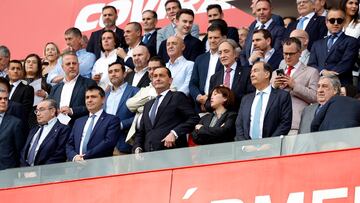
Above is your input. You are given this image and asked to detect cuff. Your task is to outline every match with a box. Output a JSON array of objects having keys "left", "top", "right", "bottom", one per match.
[{"left": 171, "top": 130, "right": 178, "bottom": 139}]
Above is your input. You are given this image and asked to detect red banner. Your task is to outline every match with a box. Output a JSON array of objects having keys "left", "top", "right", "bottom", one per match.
[{"left": 0, "top": 0, "right": 253, "bottom": 59}]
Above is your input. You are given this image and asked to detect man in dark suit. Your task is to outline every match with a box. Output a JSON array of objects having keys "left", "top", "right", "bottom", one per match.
[
  {"left": 209, "top": 39, "right": 254, "bottom": 110},
  {"left": 243, "top": 0, "right": 286, "bottom": 59},
  {"left": 0, "top": 88, "right": 24, "bottom": 170},
  {"left": 235, "top": 61, "right": 292, "bottom": 141},
  {"left": 286, "top": 0, "right": 327, "bottom": 50},
  {"left": 308, "top": 8, "right": 359, "bottom": 85},
  {"left": 141, "top": 10, "right": 158, "bottom": 58},
  {"left": 201, "top": 4, "right": 240, "bottom": 50},
  {"left": 20, "top": 99, "right": 70, "bottom": 166},
  {"left": 105, "top": 61, "right": 139, "bottom": 154},
  {"left": 67, "top": 86, "right": 120, "bottom": 161},
  {"left": 49, "top": 51, "right": 97, "bottom": 125},
  {"left": 250, "top": 0, "right": 284, "bottom": 27},
  {"left": 87, "top": 5, "right": 126, "bottom": 60},
  {"left": 158, "top": 9, "right": 205, "bottom": 62},
  {"left": 124, "top": 45, "right": 151, "bottom": 88},
  {"left": 0, "top": 45, "right": 10, "bottom": 78},
  {"left": 133, "top": 67, "right": 199, "bottom": 153},
  {"left": 189, "top": 23, "right": 225, "bottom": 112},
  {"left": 239, "top": 29, "right": 283, "bottom": 70}
]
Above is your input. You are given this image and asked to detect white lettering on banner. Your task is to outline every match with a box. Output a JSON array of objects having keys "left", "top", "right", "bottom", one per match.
[
  {"left": 287, "top": 192, "right": 304, "bottom": 203},
  {"left": 355, "top": 187, "right": 360, "bottom": 203},
  {"left": 75, "top": 0, "right": 234, "bottom": 32},
  {"left": 182, "top": 187, "right": 198, "bottom": 200},
  {"left": 211, "top": 200, "right": 244, "bottom": 203},
  {"left": 255, "top": 195, "right": 272, "bottom": 202},
  {"left": 312, "top": 188, "right": 348, "bottom": 202}
]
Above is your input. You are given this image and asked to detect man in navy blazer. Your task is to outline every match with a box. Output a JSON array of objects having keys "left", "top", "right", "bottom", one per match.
[
  {"left": 104, "top": 61, "right": 139, "bottom": 154},
  {"left": 308, "top": 9, "right": 359, "bottom": 85},
  {"left": 49, "top": 52, "right": 97, "bottom": 125},
  {"left": 286, "top": 0, "right": 327, "bottom": 50},
  {"left": 235, "top": 61, "right": 292, "bottom": 141},
  {"left": 141, "top": 10, "right": 158, "bottom": 58},
  {"left": 189, "top": 23, "right": 225, "bottom": 112},
  {"left": 67, "top": 86, "right": 120, "bottom": 161},
  {"left": 20, "top": 99, "right": 70, "bottom": 166},
  {"left": 0, "top": 88, "right": 24, "bottom": 170},
  {"left": 87, "top": 5, "right": 126, "bottom": 60}
]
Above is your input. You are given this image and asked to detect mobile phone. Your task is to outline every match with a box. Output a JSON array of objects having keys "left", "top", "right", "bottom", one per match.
[{"left": 276, "top": 69, "right": 284, "bottom": 76}]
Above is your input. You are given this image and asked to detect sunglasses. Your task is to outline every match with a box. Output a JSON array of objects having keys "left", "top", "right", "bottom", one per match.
[{"left": 327, "top": 18, "right": 344, "bottom": 25}]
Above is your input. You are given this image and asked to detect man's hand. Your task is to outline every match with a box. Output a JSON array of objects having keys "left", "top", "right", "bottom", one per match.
[
  {"left": 116, "top": 47, "right": 127, "bottom": 59},
  {"left": 322, "top": 69, "right": 339, "bottom": 77},
  {"left": 196, "top": 94, "right": 208, "bottom": 105},
  {"left": 73, "top": 154, "right": 85, "bottom": 162},
  {"left": 273, "top": 75, "right": 285, "bottom": 89},
  {"left": 59, "top": 106, "right": 73, "bottom": 116},
  {"left": 92, "top": 73, "right": 102, "bottom": 83},
  {"left": 51, "top": 76, "right": 64, "bottom": 84},
  {"left": 281, "top": 75, "right": 295, "bottom": 89},
  {"left": 249, "top": 50, "right": 264, "bottom": 63},
  {"left": 162, "top": 132, "right": 176, "bottom": 148},
  {"left": 195, "top": 124, "right": 203, "bottom": 131}
]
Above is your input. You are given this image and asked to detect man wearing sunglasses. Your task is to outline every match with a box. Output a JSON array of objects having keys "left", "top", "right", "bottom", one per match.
[{"left": 308, "top": 8, "right": 359, "bottom": 85}]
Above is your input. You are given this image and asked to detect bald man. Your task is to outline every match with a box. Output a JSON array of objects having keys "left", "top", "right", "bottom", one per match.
[{"left": 125, "top": 45, "right": 151, "bottom": 88}]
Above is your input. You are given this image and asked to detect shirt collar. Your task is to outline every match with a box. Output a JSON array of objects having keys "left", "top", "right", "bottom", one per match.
[
  {"left": 158, "top": 89, "right": 170, "bottom": 97},
  {"left": 255, "top": 18, "right": 273, "bottom": 29},
  {"left": 256, "top": 84, "right": 272, "bottom": 95},
  {"left": 327, "top": 31, "right": 343, "bottom": 37},
  {"left": 111, "top": 82, "right": 128, "bottom": 92},
  {"left": 144, "top": 30, "right": 156, "bottom": 35},
  {"left": 224, "top": 62, "right": 237, "bottom": 71},
  {"left": 45, "top": 117, "right": 58, "bottom": 126},
  {"left": 10, "top": 80, "right": 22, "bottom": 87},
  {"left": 89, "top": 109, "right": 103, "bottom": 117},
  {"left": 63, "top": 74, "right": 79, "bottom": 83},
  {"left": 169, "top": 55, "right": 186, "bottom": 65},
  {"left": 302, "top": 12, "right": 315, "bottom": 19}
]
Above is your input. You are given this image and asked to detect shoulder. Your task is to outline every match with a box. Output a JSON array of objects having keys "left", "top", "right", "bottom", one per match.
[{"left": 194, "top": 52, "right": 209, "bottom": 63}]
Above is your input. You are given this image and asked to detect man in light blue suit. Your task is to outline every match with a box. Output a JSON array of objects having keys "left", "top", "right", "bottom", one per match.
[
  {"left": 104, "top": 61, "right": 139, "bottom": 154},
  {"left": 156, "top": 0, "right": 199, "bottom": 52}
]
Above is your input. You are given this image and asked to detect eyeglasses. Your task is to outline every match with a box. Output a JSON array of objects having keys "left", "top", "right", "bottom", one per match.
[
  {"left": 327, "top": 18, "right": 344, "bottom": 25},
  {"left": 34, "top": 107, "right": 54, "bottom": 114},
  {"left": 283, "top": 52, "right": 299, "bottom": 57}
]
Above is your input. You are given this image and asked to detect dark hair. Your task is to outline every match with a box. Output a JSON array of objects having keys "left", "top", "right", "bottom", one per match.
[
  {"left": 253, "top": 29, "right": 273, "bottom": 43},
  {"left": 176, "top": 9, "right": 195, "bottom": 20},
  {"left": 206, "top": 4, "right": 223, "bottom": 14},
  {"left": 342, "top": 84, "right": 357, "bottom": 98},
  {"left": 43, "top": 98, "right": 58, "bottom": 109},
  {"left": 24, "top": 53, "right": 42, "bottom": 79},
  {"left": 143, "top": 10, "right": 158, "bottom": 20},
  {"left": 283, "top": 16, "right": 297, "bottom": 23},
  {"left": 254, "top": 61, "right": 273, "bottom": 79},
  {"left": 155, "top": 67, "right": 172, "bottom": 78},
  {"left": 211, "top": 85, "right": 236, "bottom": 110},
  {"left": 149, "top": 56, "right": 166, "bottom": 67},
  {"left": 108, "top": 60, "right": 125, "bottom": 73},
  {"left": 0, "top": 77, "right": 11, "bottom": 93},
  {"left": 208, "top": 19, "right": 228, "bottom": 36},
  {"left": 339, "top": 0, "right": 359, "bottom": 23},
  {"left": 64, "top": 27, "right": 82, "bottom": 37},
  {"left": 86, "top": 85, "right": 105, "bottom": 98},
  {"left": 127, "top": 22, "right": 142, "bottom": 34},
  {"left": 165, "top": 0, "right": 181, "bottom": 9},
  {"left": 282, "top": 37, "right": 302, "bottom": 51},
  {"left": 256, "top": 0, "right": 272, "bottom": 7},
  {"left": 100, "top": 30, "right": 119, "bottom": 52},
  {"left": 102, "top": 5, "right": 117, "bottom": 14}
]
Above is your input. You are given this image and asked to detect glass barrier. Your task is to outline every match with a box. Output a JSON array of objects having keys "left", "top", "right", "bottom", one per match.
[{"left": 0, "top": 127, "right": 359, "bottom": 189}]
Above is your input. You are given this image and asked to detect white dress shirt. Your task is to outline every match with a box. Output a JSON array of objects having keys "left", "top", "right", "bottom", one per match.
[
  {"left": 9, "top": 80, "right": 22, "bottom": 99},
  {"left": 92, "top": 49, "right": 117, "bottom": 90},
  {"left": 222, "top": 62, "right": 237, "bottom": 89},
  {"left": 166, "top": 56, "right": 194, "bottom": 95},
  {"left": 250, "top": 85, "right": 272, "bottom": 139},
  {"left": 132, "top": 67, "right": 148, "bottom": 87},
  {"left": 60, "top": 75, "right": 79, "bottom": 108},
  {"left": 204, "top": 52, "right": 219, "bottom": 94},
  {"left": 79, "top": 109, "right": 103, "bottom": 155}
]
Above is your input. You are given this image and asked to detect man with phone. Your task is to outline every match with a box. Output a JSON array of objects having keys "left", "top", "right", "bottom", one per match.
[{"left": 272, "top": 37, "right": 319, "bottom": 135}]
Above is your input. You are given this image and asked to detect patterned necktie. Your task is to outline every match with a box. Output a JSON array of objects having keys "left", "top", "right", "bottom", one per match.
[
  {"left": 224, "top": 67, "right": 232, "bottom": 88},
  {"left": 327, "top": 34, "right": 337, "bottom": 51},
  {"left": 286, "top": 66, "right": 294, "bottom": 76},
  {"left": 149, "top": 95, "right": 162, "bottom": 125},
  {"left": 81, "top": 114, "right": 96, "bottom": 154},
  {"left": 27, "top": 126, "right": 44, "bottom": 165},
  {"left": 251, "top": 92, "right": 264, "bottom": 139},
  {"left": 296, "top": 17, "right": 308, "bottom": 30}
]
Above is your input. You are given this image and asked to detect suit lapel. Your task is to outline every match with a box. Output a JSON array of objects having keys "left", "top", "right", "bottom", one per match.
[
  {"left": 245, "top": 93, "right": 256, "bottom": 137},
  {"left": 89, "top": 112, "right": 106, "bottom": 142},
  {"left": 291, "top": 63, "right": 306, "bottom": 79},
  {"left": 11, "top": 82, "right": 24, "bottom": 101},
  {"left": 116, "top": 85, "right": 131, "bottom": 115},
  {"left": 70, "top": 77, "right": 82, "bottom": 106},
  {"left": 264, "top": 88, "right": 277, "bottom": 117},
  {"left": 38, "top": 121, "right": 60, "bottom": 153},
  {"left": 326, "top": 34, "right": 345, "bottom": 61},
  {"left": 137, "top": 72, "right": 149, "bottom": 87},
  {"left": 231, "top": 65, "right": 242, "bottom": 90},
  {"left": 153, "top": 91, "right": 172, "bottom": 126}
]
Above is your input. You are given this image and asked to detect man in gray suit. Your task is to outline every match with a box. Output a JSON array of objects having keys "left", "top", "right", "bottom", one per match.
[
  {"left": 156, "top": 0, "right": 199, "bottom": 52},
  {"left": 272, "top": 37, "right": 319, "bottom": 134},
  {"left": 298, "top": 75, "right": 340, "bottom": 134}
]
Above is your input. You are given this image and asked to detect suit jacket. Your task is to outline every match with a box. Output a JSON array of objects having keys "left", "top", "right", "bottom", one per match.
[
  {"left": 271, "top": 62, "right": 319, "bottom": 131},
  {"left": 311, "top": 96, "right": 360, "bottom": 132},
  {"left": 308, "top": 33, "right": 359, "bottom": 85},
  {"left": 239, "top": 48, "right": 283, "bottom": 70},
  {"left": 133, "top": 91, "right": 200, "bottom": 152},
  {"left": 20, "top": 121, "right": 70, "bottom": 166},
  {"left": 10, "top": 82, "right": 34, "bottom": 118},
  {"left": 49, "top": 76, "right": 97, "bottom": 124},
  {"left": 298, "top": 103, "right": 318, "bottom": 134},
  {"left": 66, "top": 111, "right": 120, "bottom": 160},
  {"left": 191, "top": 111, "right": 237, "bottom": 145},
  {"left": 201, "top": 26, "right": 240, "bottom": 48},
  {"left": 124, "top": 71, "right": 151, "bottom": 88},
  {"left": 156, "top": 23, "right": 200, "bottom": 52},
  {"left": 209, "top": 63, "right": 254, "bottom": 110},
  {"left": 286, "top": 14, "right": 327, "bottom": 50},
  {"left": 143, "top": 30, "right": 157, "bottom": 57},
  {"left": 189, "top": 52, "right": 223, "bottom": 102},
  {"left": 0, "top": 114, "right": 24, "bottom": 170},
  {"left": 87, "top": 27, "right": 126, "bottom": 59},
  {"left": 235, "top": 88, "right": 292, "bottom": 141},
  {"left": 158, "top": 34, "right": 205, "bottom": 62},
  {"left": 243, "top": 21, "right": 286, "bottom": 59},
  {"left": 104, "top": 84, "right": 139, "bottom": 153}
]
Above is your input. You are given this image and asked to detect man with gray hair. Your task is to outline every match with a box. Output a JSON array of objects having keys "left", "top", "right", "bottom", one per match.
[
  {"left": 0, "top": 45, "right": 10, "bottom": 78},
  {"left": 20, "top": 99, "right": 71, "bottom": 166}
]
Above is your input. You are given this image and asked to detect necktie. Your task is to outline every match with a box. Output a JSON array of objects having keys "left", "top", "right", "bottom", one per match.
[
  {"left": 296, "top": 17, "right": 308, "bottom": 30},
  {"left": 81, "top": 114, "right": 96, "bottom": 154},
  {"left": 286, "top": 66, "right": 294, "bottom": 76},
  {"left": 224, "top": 67, "right": 232, "bottom": 88},
  {"left": 149, "top": 95, "right": 162, "bottom": 125},
  {"left": 0, "top": 114, "right": 3, "bottom": 126},
  {"left": 327, "top": 35, "right": 337, "bottom": 51},
  {"left": 27, "top": 126, "right": 44, "bottom": 165},
  {"left": 260, "top": 24, "right": 265, "bottom": 29},
  {"left": 315, "top": 105, "right": 322, "bottom": 115},
  {"left": 251, "top": 92, "right": 264, "bottom": 139},
  {"left": 142, "top": 33, "right": 151, "bottom": 44}
]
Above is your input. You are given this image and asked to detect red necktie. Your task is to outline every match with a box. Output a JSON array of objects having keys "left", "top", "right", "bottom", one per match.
[
  {"left": 224, "top": 67, "right": 232, "bottom": 88},
  {"left": 286, "top": 66, "right": 294, "bottom": 76}
]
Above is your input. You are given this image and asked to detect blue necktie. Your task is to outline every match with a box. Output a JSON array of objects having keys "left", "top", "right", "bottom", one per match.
[
  {"left": 251, "top": 92, "right": 264, "bottom": 139},
  {"left": 260, "top": 24, "right": 265, "bottom": 29},
  {"left": 327, "top": 35, "right": 337, "bottom": 51},
  {"left": 82, "top": 115, "right": 96, "bottom": 154},
  {"left": 142, "top": 33, "right": 151, "bottom": 44},
  {"left": 149, "top": 95, "right": 162, "bottom": 125},
  {"left": 27, "top": 126, "right": 44, "bottom": 165},
  {"left": 296, "top": 17, "right": 308, "bottom": 30}
]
